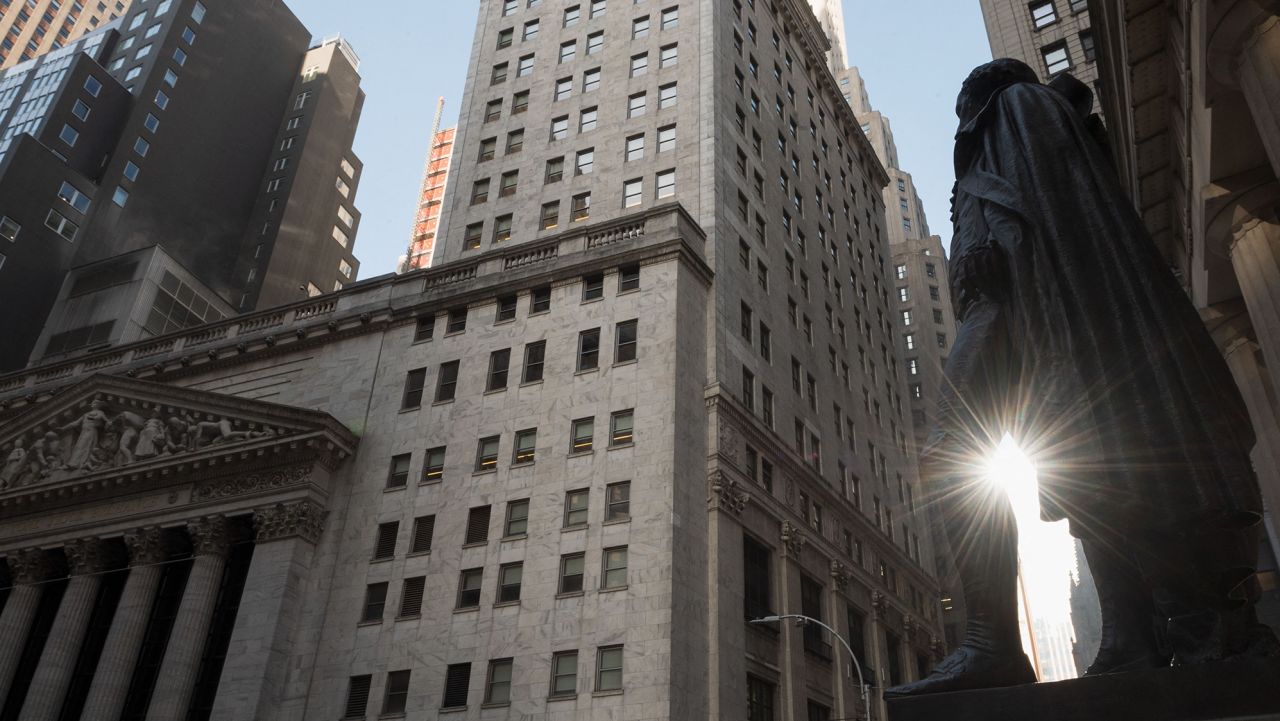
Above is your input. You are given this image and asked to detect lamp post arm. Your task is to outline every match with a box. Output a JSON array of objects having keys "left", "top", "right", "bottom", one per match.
[{"left": 765, "top": 614, "right": 870, "bottom": 717}]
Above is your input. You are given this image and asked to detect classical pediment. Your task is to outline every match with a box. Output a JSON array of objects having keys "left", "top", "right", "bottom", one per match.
[{"left": 0, "top": 374, "right": 356, "bottom": 494}]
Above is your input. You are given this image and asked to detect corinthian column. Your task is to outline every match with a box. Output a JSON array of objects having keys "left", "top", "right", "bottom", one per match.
[
  {"left": 18, "top": 539, "right": 114, "bottom": 721},
  {"left": 0, "top": 549, "right": 55, "bottom": 702},
  {"left": 80, "top": 527, "right": 168, "bottom": 721},
  {"left": 210, "top": 500, "right": 327, "bottom": 721},
  {"left": 144, "top": 515, "right": 230, "bottom": 721}
]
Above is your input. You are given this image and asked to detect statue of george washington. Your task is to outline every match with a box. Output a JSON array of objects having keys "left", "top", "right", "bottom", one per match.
[{"left": 886, "top": 59, "right": 1278, "bottom": 698}]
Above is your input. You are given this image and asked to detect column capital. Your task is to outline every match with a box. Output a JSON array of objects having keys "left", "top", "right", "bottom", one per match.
[
  {"left": 63, "top": 538, "right": 115, "bottom": 576},
  {"left": 123, "top": 527, "right": 168, "bottom": 567},
  {"left": 253, "top": 499, "right": 327, "bottom": 545},
  {"left": 780, "top": 520, "right": 809, "bottom": 559},
  {"left": 188, "top": 515, "right": 231, "bottom": 557},
  {"left": 5, "top": 548, "right": 56, "bottom": 586}
]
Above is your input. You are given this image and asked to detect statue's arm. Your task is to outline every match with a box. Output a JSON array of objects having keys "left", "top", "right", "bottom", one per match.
[{"left": 949, "top": 193, "right": 1006, "bottom": 320}]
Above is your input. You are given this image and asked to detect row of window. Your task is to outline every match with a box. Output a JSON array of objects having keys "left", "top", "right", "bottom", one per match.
[
  {"left": 383, "top": 411, "right": 635, "bottom": 489},
  {"left": 342, "top": 645, "right": 626, "bottom": 718}
]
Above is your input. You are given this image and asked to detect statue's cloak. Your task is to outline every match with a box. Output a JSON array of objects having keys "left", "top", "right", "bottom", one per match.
[{"left": 951, "top": 80, "right": 1260, "bottom": 533}]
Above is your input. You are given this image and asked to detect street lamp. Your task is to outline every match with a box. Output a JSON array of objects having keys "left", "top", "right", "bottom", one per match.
[{"left": 750, "top": 614, "right": 871, "bottom": 719}]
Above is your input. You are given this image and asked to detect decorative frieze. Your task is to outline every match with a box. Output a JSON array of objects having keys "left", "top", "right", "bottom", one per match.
[
  {"left": 708, "top": 471, "right": 751, "bottom": 515},
  {"left": 254, "top": 500, "right": 327, "bottom": 545},
  {"left": 192, "top": 464, "right": 312, "bottom": 502}
]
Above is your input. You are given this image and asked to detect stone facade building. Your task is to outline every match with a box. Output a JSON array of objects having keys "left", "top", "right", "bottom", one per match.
[
  {"left": 979, "top": 0, "right": 1097, "bottom": 94},
  {"left": 1090, "top": 0, "right": 1280, "bottom": 625},
  {"left": 0, "top": 0, "right": 126, "bottom": 69},
  {"left": 0, "top": 0, "right": 945, "bottom": 719}
]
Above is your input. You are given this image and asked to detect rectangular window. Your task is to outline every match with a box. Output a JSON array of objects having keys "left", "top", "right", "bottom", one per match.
[
  {"left": 422, "top": 447, "right": 445, "bottom": 482},
  {"left": 551, "top": 651, "right": 578, "bottom": 697},
  {"left": 485, "top": 659, "right": 514, "bottom": 704},
  {"left": 658, "top": 82, "right": 677, "bottom": 108},
  {"left": 411, "top": 514, "right": 435, "bottom": 553},
  {"left": 531, "top": 286, "right": 552, "bottom": 313},
  {"left": 58, "top": 124, "right": 79, "bottom": 146},
  {"left": 491, "top": 62, "right": 509, "bottom": 85},
  {"left": 660, "top": 43, "right": 678, "bottom": 67},
  {"left": 475, "top": 437, "right": 499, "bottom": 471},
  {"left": 627, "top": 92, "right": 646, "bottom": 117},
  {"left": 550, "top": 115, "right": 569, "bottom": 140},
  {"left": 606, "top": 481, "right": 631, "bottom": 521},
  {"left": 523, "top": 341, "right": 546, "bottom": 382},
  {"left": 436, "top": 360, "right": 459, "bottom": 402},
  {"left": 560, "top": 40, "right": 577, "bottom": 63},
  {"left": 584, "top": 274, "right": 605, "bottom": 299},
  {"left": 623, "top": 178, "right": 642, "bottom": 207},
  {"left": 560, "top": 552, "right": 585, "bottom": 593},
  {"left": 615, "top": 319, "right": 638, "bottom": 362},
  {"left": 595, "top": 646, "right": 623, "bottom": 691},
  {"left": 505, "top": 499, "right": 530, "bottom": 537},
  {"left": 398, "top": 577, "right": 425, "bottom": 618},
  {"left": 373, "top": 521, "right": 398, "bottom": 560},
  {"left": 497, "top": 563, "right": 523, "bottom": 603},
  {"left": 541, "top": 201, "right": 560, "bottom": 230},
  {"left": 1042, "top": 41, "right": 1070, "bottom": 75},
  {"left": 747, "top": 675, "right": 776, "bottom": 721},
  {"left": 610, "top": 409, "right": 634, "bottom": 446},
  {"left": 576, "top": 148, "right": 595, "bottom": 175},
  {"left": 487, "top": 349, "right": 511, "bottom": 391},
  {"left": 554, "top": 76, "right": 573, "bottom": 101},
  {"left": 361, "top": 582, "right": 387, "bottom": 623},
  {"left": 0, "top": 217, "right": 19, "bottom": 243},
  {"left": 572, "top": 192, "right": 591, "bottom": 221},
  {"left": 571, "top": 417, "right": 594, "bottom": 453},
  {"left": 619, "top": 264, "right": 640, "bottom": 291},
  {"left": 630, "top": 52, "right": 648, "bottom": 77},
  {"left": 402, "top": 368, "right": 426, "bottom": 409},
  {"left": 442, "top": 663, "right": 471, "bottom": 708},
  {"left": 497, "top": 295, "right": 517, "bottom": 322},
  {"left": 657, "top": 125, "right": 676, "bottom": 153},
  {"left": 485, "top": 99, "right": 503, "bottom": 122},
  {"left": 562, "top": 489, "right": 590, "bottom": 530},
  {"left": 386, "top": 454, "right": 410, "bottom": 488},
  {"left": 626, "top": 134, "right": 645, "bottom": 161},
  {"left": 517, "top": 53, "right": 534, "bottom": 77},
  {"left": 578, "top": 328, "right": 601, "bottom": 370},
  {"left": 1030, "top": 0, "right": 1057, "bottom": 28},
  {"left": 743, "top": 534, "right": 772, "bottom": 619},
  {"left": 656, "top": 169, "right": 675, "bottom": 198},
  {"left": 563, "top": 4, "right": 581, "bottom": 26},
  {"left": 456, "top": 568, "right": 483, "bottom": 609},
  {"left": 601, "top": 546, "right": 628, "bottom": 588},
  {"left": 512, "top": 90, "right": 529, "bottom": 114},
  {"left": 513, "top": 428, "right": 537, "bottom": 464},
  {"left": 632, "top": 15, "right": 650, "bottom": 38},
  {"left": 587, "top": 30, "right": 604, "bottom": 54},
  {"left": 545, "top": 156, "right": 565, "bottom": 183},
  {"left": 382, "top": 670, "right": 411, "bottom": 715},
  {"left": 343, "top": 675, "right": 371, "bottom": 719}
]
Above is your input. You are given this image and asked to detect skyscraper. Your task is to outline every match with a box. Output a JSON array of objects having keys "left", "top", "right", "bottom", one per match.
[
  {"left": 0, "top": 0, "right": 943, "bottom": 718},
  {"left": 0, "top": 0, "right": 127, "bottom": 69},
  {"left": 979, "top": 0, "right": 1097, "bottom": 94},
  {"left": 0, "top": 2, "right": 364, "bottom": 371}
]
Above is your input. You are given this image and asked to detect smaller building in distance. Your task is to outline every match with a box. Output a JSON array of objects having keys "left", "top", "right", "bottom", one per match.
[{"left": 0, "top": 0, "right": 127, "bottom": 69}]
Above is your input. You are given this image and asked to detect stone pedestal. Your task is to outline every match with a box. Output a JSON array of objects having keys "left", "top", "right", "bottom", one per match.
[{"left": 885, "top": 660, "right": 1280, "bottom": 721}]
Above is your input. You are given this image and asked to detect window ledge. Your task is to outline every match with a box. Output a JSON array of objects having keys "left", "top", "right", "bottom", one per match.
[
  {"left": 356, "top": 619, "right": 382, "bottom": 628},
  {"left": 472, "top": 469, "right": 497, "bottom": 477},
  {"left": 529, "top": 309, "right": 550, "bottom": 317},
  {"left": 547, "top": 693, "right": 579, "bottom": 702},
  {"left": 383, "top": 486, "right": 407, "bottom": 494},
  {"left": 511, "top": 460, "right": 535, "bottom": 469},
  {"left": 607, "top": 443, "right": 635, "bottom": 451},
  {"left": 501, "top": 534, "right": 528, "bottom": 543},
  {"left": 562, "top": 525, "right": 587, "bottom": 534},
  {"left": 493, "top": 600, "right": 521, "bottom": 609},
  {"left": 438, "top": 706, "right": 466, "bottom": 714},
  {"left": 411, "top": 337, "right": 433, "bottom": 346},
  {"left": 406, "top": 550, "right": 431, "bottom": 558},
  {"left": 380, "top": 714, "right": 407, "bottom": 719},
  {"left": 568, "top": 450, "right": 595, "bottom": 458},
  {"left": 495, "top": 318, "right": 516, "bottom": 326},
  {"left": 395, "top": 614, "right": 422, "bottom": 622},
  {"left": 616, "top": 287, "right": 640, "bottom": 296},
  {"left": 453, "top": 607, "right": 479, "bottom": 615},
  {"left": 419, "top": 478, "right": 442, "bottom": 486},
  {"left": 592, "top": 690, "right": 624, "bottom": 698},
  {"left": 599, "top": 584, "right": 628, "bottom": 594},
  {"left": 480, "top": 702, "right": 512, "bottom": 709},
  {"left": 602, "top": 517, "right": 631, "bottom": 526},
  {"left": 519, "top": 379, "right": 544, "bottom": 388},
  {"left": 462, "top": 541, "right": 488, "bottom": 549},
  {"left": 556, "top": 590, "right": 585, "bottom": 600},
  {"left": 612, "top": 359, "right": 638, "bottom": 368},
  {"left": 369, "top": 556, "right": 392, "bottom": 564},
  {"left": 397, "top": 406, "right": 421, "bottom": 414},
  {"left": 581, "top": 296, "right": 604, "bottom": 304},
  {"left": 483, "top": 387, "right": 508, "bottom": 396},
  {"left": 574, "top": 367, "right": 600, "bottom": 376},
  {"left": 444, "top": 330, "right": 466, "bottom": 338},
  {"left": 431, "top": 399, "right": 455, "bottom": 407}
]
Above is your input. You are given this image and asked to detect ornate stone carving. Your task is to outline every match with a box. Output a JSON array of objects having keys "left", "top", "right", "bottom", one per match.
[
  {"left": 781, "top": 520, "right": 808, "bottom": 558},
  {"left": 193, "top": 464, "right": 312, "bottom": 501},
  {"left": 930, "top": 635, "right": 945, "bottom": 660},
  {"left": 708, "top": 471, "right": 751, "bottom": 515},
  {"left": 903, "top": 614, "right": 917, "bottom": 635},
  {"left": 188, "top": 515, "right": 231, "bottom": 557},
  {"left": 0, "top": 393, "right": 286, "bottom": 490},
  {"left": 871, "top": 590, "right": 888, "bottom": 620},
  {"left": 254, "top": 500, "right": 328, "bottom": 544},
  {"left": 717, "top": 422, "right": 739, "bottom": 466},
  {"left": 124, "top": 526, "right": 168, "bottom": 566},
  {"left": 6, "top": 547, "right": 55, "bottom": 585},
  {"left": 64, "top": 538, "right": 113, "bottom": 576},
  {"left": 830, "top": 559, "right": 851, "bottom": 589}
]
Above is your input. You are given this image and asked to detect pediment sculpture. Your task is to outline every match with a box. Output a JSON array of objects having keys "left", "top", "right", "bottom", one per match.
[{"left": 0, "top": 375, "right": 333, "bottom": 491}]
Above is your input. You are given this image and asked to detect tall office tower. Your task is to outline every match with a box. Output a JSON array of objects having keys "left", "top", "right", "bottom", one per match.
[
  {"left": 979, "top": 0, "right": 1098, "bottom": 95},
  {"left": 0, "top": 0, "right": 943, "bottom": 719},
  {"left": 0, "top": 0, "right": 127, "bottom": 69},
  {"left": 404, "top": 123, "right": 455, "bottom": 271},
  {"left": 0, "top": 2, "right": 364, "bottom": 372},
  {"left": 835, "top": 64, "right": 965, "bottom": 649},
  {"left": 806, "top": 0, "right": 848, "bottom": 72}
]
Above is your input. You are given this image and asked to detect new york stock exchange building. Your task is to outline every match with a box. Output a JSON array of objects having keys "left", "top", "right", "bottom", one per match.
[{"left": 0, "top": 208, "right": 943, "bottom": 720}]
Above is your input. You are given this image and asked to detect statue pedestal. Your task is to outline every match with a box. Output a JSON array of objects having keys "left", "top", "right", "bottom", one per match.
[{"left": 885, "top": 659, "right": 1280, "bottom": 721}]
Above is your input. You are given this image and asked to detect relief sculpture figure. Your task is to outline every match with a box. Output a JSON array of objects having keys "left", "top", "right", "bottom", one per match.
[
  {"left": 888, "top": 59, "right": 1278, "bottom": 697},
  {"left": 60, "top": 399, "right": 110, "bottom": 471}
]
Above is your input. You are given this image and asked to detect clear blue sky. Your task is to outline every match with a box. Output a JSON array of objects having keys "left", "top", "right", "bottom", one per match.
[{"left": 285, "top": 1, "right": 992, "bottom": 276}]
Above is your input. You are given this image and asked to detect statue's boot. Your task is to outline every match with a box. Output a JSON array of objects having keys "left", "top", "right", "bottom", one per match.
[
  {"left": 1081, "top": 539, "right": 1165, "bottom": 675},
  {"left": 884, "top": 474, "right": 1036, "bottom": 698},
  {"left": 1152, "top": 522, "right": 1280, "bottom": 665}
]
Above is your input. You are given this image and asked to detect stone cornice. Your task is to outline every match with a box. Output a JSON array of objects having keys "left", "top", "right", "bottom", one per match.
[{"left": 0, "top": 204, "right": 710, "bottom": 412}]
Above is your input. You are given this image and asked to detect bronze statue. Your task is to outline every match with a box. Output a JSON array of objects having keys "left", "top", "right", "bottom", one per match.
[{"left": 887, "top": 59, "right": 1277, "bottom": 697}]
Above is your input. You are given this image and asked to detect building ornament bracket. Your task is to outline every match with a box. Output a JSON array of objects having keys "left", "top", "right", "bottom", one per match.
[
  {"left": 871, "top": 590, "right": 888, "bottom": 620},
  {"left": 830, "top": 559, "right": 851, "bottom": 589},
  {"left": 708, "top": 471, "right": 751, "bottom": 515},
  {"left": 254, "top": 499, "right": 328, "bottom": 545},
  {"left": 781, "top": 520, "right": 809, "bottom": 558}
]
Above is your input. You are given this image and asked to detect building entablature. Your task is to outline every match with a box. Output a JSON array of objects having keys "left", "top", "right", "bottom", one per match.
[
  {"left": 0, "top": 203, "right": 710, "bottom": 413},
  {"left": 0, "top": 373, "right": 357, "bottom": 553}
]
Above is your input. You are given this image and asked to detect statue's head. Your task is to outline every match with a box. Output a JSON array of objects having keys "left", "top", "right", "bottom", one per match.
[
  {"left": 89, "top": 400, "right": 104, "bottom": 410},
  {"left": 956, "top": 58, "right": 1039, "bottom": 128}
]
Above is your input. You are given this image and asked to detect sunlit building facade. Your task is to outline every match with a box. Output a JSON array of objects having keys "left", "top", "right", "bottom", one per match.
[
  {"left": 0, "top": 0, "right": 126, "bottom": 69},
  {"left": 979, "top": 0, "right": 1097, "bottom": 102}
]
